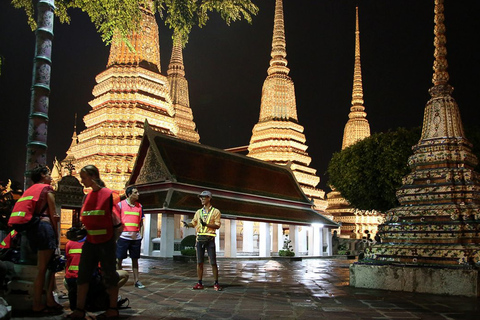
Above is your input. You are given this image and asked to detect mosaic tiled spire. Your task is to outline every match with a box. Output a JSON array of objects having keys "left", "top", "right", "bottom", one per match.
[
  {"left": 368, "top": 0, "right": 480, "bottom": 266},
  {"left": 248, "top": 0, "right": 325, "bottom": 208},
  {"left": 68, "top": 6, "right": 177, "bottom": 191},
  {"left": 167, "top": 34, "right": 200, "bottom": 143},
  {"left": 327, "top": 6, "right": 375, "bottom": 237}
]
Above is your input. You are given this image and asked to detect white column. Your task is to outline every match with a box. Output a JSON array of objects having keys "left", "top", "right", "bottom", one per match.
[
  {"left": 319, "top": 226, "right": 325, "bottom": 256},
  {"left": 298, "top": 226, "right": 307, "bottom": 255},
  {"left": 224, "top": 220, "right": 237, "bottom": 258},
  {"left": 289, "top": 225, "right": 299, "bottom": 256},
  {"left": 242, "top": 221, "right": 254, "bottom": 253},
  {"left": 258, "top": 222, "right": 272, "bottom": 257},
  {"left": 142, "top": 213, "right": 158, "bottom": 256},
  {"left": 259, "top": 222, "right": 271, "bottom": 257},
  {"left": 272, "top": 223, "right": 279, "bottom": 253},
  {"left": 159, "top": 213, "right": 175, "bottom": 257},
  {"left": 325, "top": 228, "right": 332, "bottom": 256},
  {"left": 312, "top": 225, "right": 321, "bottom": 256},
  {"left": 277, "top": 224, "right": 284, "bottom": 251},
  {"left": 308, "top": 226, "right": 314, "bottom": 256}
]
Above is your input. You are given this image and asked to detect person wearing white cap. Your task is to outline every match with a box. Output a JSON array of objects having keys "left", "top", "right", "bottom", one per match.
[{"left": 182, "top": 191, "right": 222, "bottom": 291}]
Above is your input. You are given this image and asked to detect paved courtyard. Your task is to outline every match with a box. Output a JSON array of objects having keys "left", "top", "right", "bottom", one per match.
[{"left": 11, "top": 257, "right": 480, "bottom": 319}]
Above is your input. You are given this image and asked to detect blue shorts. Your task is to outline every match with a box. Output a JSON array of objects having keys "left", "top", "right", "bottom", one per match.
[
  {"left": 25, "top": 221, "right": 56, "bottom": 252},
  {"left": 116, "top": 238, "right": 142, "bottom": 260}
]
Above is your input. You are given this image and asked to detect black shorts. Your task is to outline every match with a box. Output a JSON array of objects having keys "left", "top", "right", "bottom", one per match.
[{"left": 196, "top": 240, "right": 217, "bottom": 265}]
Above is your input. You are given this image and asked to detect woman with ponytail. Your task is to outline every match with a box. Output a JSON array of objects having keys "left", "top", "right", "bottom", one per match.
[{"left": 67, "top": 165, "right": 122, "bottom": 320}]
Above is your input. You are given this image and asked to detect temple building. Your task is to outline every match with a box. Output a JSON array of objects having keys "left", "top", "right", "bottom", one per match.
[
  {"left": 247, "top": 0, "right": 326, "bottom": 211},
  {"left": 351, "top": 0, "right": 480, "bottom": 296},
  {"left": 326, "top": 7, "right": 379, "bottom": 238},
  {"left": 59, "top": 6, "right": 200, "bottom": 191}
]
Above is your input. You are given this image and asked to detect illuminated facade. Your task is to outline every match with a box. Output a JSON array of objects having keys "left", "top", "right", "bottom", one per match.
[
  {"left": 167, "top": 34, "right": 200, "bottom": 143},
  {"left": 63, "top": 7, "right": 181, "bottom": 191},
  {"left": 326, "top": 7, "right": 379, "bottom": 238},
  {"left": 247, "top": 0, "right": 325, "bottom": 210}
]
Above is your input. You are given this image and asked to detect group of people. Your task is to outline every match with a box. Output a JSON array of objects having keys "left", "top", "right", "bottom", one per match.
[{"left": 4, "top": 163, "right": 223, "bottom": 318}]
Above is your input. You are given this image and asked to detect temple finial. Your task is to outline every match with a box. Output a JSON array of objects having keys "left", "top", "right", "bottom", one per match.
[
  {"left": 267, "top": 0, "right": 289, "bottom": 76},
  {"left": 431, "top": 0, "right": 449, "bottom": 89},
  {"left": 167, "top": 32, "right": 185, "bottom": 77},
  {"left": 342, "top": 6, "right": 370, "bottom": 150}
]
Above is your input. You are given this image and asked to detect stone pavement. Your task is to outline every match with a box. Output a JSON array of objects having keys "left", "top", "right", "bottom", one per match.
[{"left": 11, "top": 257, "right": 480, "bottom": 319}]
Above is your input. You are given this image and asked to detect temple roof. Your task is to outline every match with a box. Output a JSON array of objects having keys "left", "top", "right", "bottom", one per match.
[{"left": 127, "top": 122, "right": 338, "bottom": 227}]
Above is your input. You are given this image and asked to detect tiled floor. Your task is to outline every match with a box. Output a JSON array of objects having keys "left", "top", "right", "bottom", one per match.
[{"left": 10, "top": 257, "right": 480, "bottom": 319}]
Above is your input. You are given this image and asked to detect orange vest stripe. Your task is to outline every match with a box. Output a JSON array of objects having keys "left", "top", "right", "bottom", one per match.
[{"left": 81, "top": 188, "right": 114, "bottom": 243}]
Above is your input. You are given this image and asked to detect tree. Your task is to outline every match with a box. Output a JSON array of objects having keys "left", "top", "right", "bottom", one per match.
[
  {"left": 327, "top": 126, "right": 480, "bottom": 212},
  {"left": 327, "top": 127, "right": 422, "bottom": 212},
  {"left": 11, "top": 0, "right": 259, "bottom": 45}
]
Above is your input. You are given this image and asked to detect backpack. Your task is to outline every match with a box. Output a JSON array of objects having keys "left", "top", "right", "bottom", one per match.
[{"left": 8, "top": 184, "right": 49, "bottom": 232}]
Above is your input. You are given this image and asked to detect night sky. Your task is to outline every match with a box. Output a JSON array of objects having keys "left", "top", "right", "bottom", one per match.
[{"left": 1, "top": 0, "right": 479, "bottom": 192}]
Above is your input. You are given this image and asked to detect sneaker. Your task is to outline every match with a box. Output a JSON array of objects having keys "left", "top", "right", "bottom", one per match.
[
  {"left": 135, "top": 281, "right": 146, "bottom": 289},
  {"left": 193, "top": 282, "right": 204, "bottom": 290},
  {"left": 213, "top": 283, "right": 222, "bottom": 291}
]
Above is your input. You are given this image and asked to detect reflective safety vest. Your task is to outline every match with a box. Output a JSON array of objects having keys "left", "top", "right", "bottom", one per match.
[
  {"left": 0, "top": 230, "right": 18, "bottom": 249},
  {"left": 65, "top": 240, "right": 84, "bottom": 279},
  {"left": 8, "top": 184, "right": 50, "bottom": 227},
  {"left": 81, "top": 188, "right": 114, "bottom": 244},
  {"left": 197, "top": 207, "right": 217, "bottom": 237},
  {"left": 119, "top": 200, "right": 142, "bottom": 232}
]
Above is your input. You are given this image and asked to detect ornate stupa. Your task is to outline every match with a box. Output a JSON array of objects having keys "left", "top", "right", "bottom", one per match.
[
  {"left": 326, "top": 7, "right": 377, "bottom": 238},
  {"left": 167, "top": 34, "right": 200, "bottom": 143},
  {"left": 247, "top": 0, "right": 325, "bottom": 210},
  {"left": 353, "top": 0, "right": 480, "bottom": 296},
  {"left": 66, "top": 6, "right": 178, "bottom": 191}
]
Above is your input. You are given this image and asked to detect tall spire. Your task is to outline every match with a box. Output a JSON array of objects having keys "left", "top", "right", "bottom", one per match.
[
  {"left": 327, "top": 6, "right": 375, "bottom": 238},
  {"left": 248, "top": 0, "right": 325, "bottom": 210},
  {"left": 342, "top": 6, "right": 370, "bottom": 150},
  {"left": 366, "top": 0, "right": 480, "bottom": 269},
  {"left": 167, "top": 34, "right": 200, "bottom": 143}
]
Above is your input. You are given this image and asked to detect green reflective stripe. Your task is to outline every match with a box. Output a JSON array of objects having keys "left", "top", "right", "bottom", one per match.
[
  {"left": 125, "top": 223, "right": 139, "bottom": 227},
  {"left": 81, "top": 210, "right": 105, "bottom": 216},
  {"left": 87, "top": 229, "right": 107, "bottom": 236},
  {"left": 1, "top": 241, "right": 5, "bottom": 246},
  {"left": 10, "top": 230, "right": 15, "bottom": 236},
  {"left": 198, "top": 232, "right": 216, "bottom": 237},
  {"left": 68, "top": 265, "right": 79, "bottom": 271},
  {"left": 17, "top": 196, "right": 34, "bottom": 202},
  {"left": 124, "top": 211, "right": 140, "bottom": 216},
  {"left": 200, "top": 207, "right": 215, "bottom": 233},
  {"left": 11, "top": 211, "right": 26, "bottom": 217},
  {"left": 69, "top": 249, "right": 82, "bottom": 254}
]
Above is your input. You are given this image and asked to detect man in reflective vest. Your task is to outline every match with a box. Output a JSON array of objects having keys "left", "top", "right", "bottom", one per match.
[
  {"left": 182, "top": 190, "right": 222, "bottom": 291},
  {"left": 116, "top": 186, "right": 145, "bottom": 289}
]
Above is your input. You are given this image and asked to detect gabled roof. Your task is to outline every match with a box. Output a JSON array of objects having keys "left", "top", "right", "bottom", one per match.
[{"left": 128, "top": 122, "right": 338, "bottom": 227}]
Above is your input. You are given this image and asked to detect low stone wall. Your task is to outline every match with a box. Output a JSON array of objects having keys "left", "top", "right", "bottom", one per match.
[{"left": 350, "top": 263, "right": 479, "bottom": 297}]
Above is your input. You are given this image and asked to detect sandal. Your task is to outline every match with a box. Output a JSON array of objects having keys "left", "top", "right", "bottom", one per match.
[
  {"left": 65, "top": 308, "right": 86, "bottom": 319},
  {"left": 96, "top": 307, "right": 119, "bottom": 319}
]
